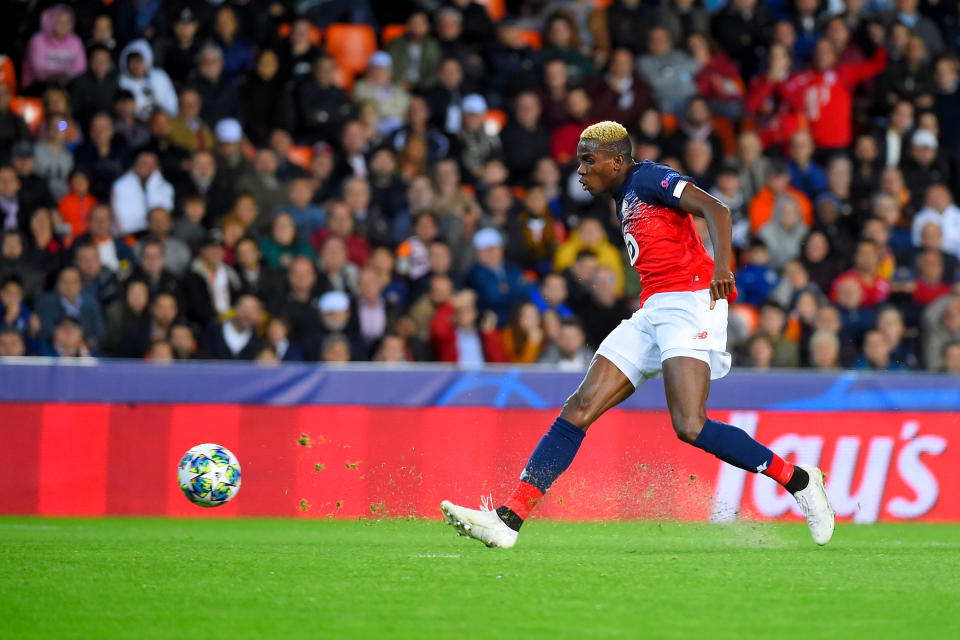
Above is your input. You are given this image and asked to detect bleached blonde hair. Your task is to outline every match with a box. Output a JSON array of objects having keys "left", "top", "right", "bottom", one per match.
[
  {"left": 579, "top": 121, "right": 628, "bottom": 143},
  {"left": 579, "top": 121, "right": 631, "bottom": 157}
]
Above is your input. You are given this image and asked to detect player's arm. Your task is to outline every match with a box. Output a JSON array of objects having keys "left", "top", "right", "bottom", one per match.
[{"left": 679, "top": 185, "right": 734, "bottom": 310}]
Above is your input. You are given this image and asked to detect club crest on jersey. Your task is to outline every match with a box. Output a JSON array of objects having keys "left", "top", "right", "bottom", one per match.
[{"left": 660, "top": 171, "right": 680, "bottom": 189}]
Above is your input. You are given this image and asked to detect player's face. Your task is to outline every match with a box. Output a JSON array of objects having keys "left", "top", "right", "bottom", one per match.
[{"left": 576, "top": 141, "right": 623, "bottom": 196}]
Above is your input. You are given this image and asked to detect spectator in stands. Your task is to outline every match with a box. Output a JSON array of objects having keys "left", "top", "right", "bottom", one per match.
[
  {"left": 755, "top": 301, "right": 800, "bottom": 367},
  {"left": 280, "top": 17, "right": 320, "bottom": 83},
  {"left": 388, "top": 12, "right": 442, "bottom": 90},
  {"left": 111, "top": 151, "right": 174, "bottom": 236},
  {"left": 33, "top": 114, "right": 73, "bottom": 202},
  {"left": 102, "top": 278, "right": 149, "bottom": 357},
  {"left": 73, "top": 112, "right": 129, "bottom": 202},
  {"left": 830, "top": 239, "right": 891, "bottom": 308},
  {"left": 317, "top": 235, "right": 359, "bottom": 296},
  {"left": 240, "top": 49, "right": 293, "bottom": 148},
  {"left": 430, "top": 288, "right": 506, "bottom": 364},
  {"left": 354, "top": 51, "right": 411, "bottom": 136},
  {"left": 156, "top": 8, "right": 201, "bottom": 86},
  {"left": 734, "top": 240, "right": 779, "bottom": 306},
  {"left": 748, "top": 159, "right": 813, "bottom": 234},
  {"left": 483, "top": 18, "right": 540, "bottom": 105},
  {"left": 588, "top": 48, "right": 651, "bottom": 127},
  {"left": 942, "top": 341, "right": 960, "bottom": 374},
  {"left": 688, "top": 33, "right": 743, "bottom": 121},
  {"left": 554, "top": 217, "right": 623, "bottom": 295},
  {"left": 25, "top": 207, "right": 66, "bottom": 280},
  {"left": 786, "top": 130, "right": 827, "bottom": 201},
  {"left": 117, "top": 39, "right": 177, "bottom": 121},
  {"left": 36, "top": 265, "right": 103, "bottom": 349},
  {"left": 501, "top": 301, "right": 545, "bottom": 363},
  {"left": 356, "top": 267, "right": 396, "bottom": 356},
  {"left": 0, "top": 326, "right": 26, "bottom": 357},
  {"left": 201, "top": 294, "right": 262, "bottom": 360},
  {"left": 854, "top": 329, "right": 904, "bottom": 370},
  {"left": 638, "top": 26, "right": 698, "bottom": 115},
  {"left": 537, "top": 317, "right": 592, "bottom": 371},
  {"left": 74, "top": 240, "right": 119, "bottom": 309},
  {"left": 901, "top": 129, "right": 950, "bottom": 211},
  {"left": 135, "top": 207, "right": 191, "bottom": 277},
  {"left": 70, "top": 45, "right": 116, "bottom": 133},
  {"left": 876, "top": 305, "right": 920, "bottom": 369},
  {"left": 263, "top": 316, "right": 302, "bottom": 362},
  {"left": 457, "top": 94, "right": 500, "bottom": 183},
  {"left": 212, "top": 6, "right": 254, "bottom": 82},
  {"left": 759, "top": 196, "right": 808, "bottom": 270},
  {"left": 500, "top": 92, "right": 551, "bottom": 185},
  {"left": 911, "top": 184, "right": 960, "bottom": 259},
  {"left": 606, "top": 0, "right": 658, "bottom": 57},
  {"left": 537, "top": 59, "right": 570, "bottom": 133},
  {"left": 578, "top": 266, "right": 631, "bottom": 350},
  {"left": 130, "top": 239, "right": 179, "bottom": 302},
  {"left": 922, "top": 296, "right": 960, "bottom": 370},
  {"left": 541, "top": 10, "right": 594, "bottom": 85},
  {"left": 38, "top": 315, "right": 94, "bottom": 358},
  {"left": 169, "top": 89, "right": 214, "bottom": 154},
  {"left": 0, "top": 275, "right": 32, "bottom": 346},
  {"left": 57, "top": 169, "right": 95, "bottom": 239},
  {"left": 21, "top": 4, "right": 86, "bottom": 93},
  {"left": 809, "top": 328, "right": 842, "bottom": 370},
  {"left": 466, "top": 228, "right": 531, "bottom": 325},
  {"left": 190, "top": 44, "right": 240, "bottom": 126},
  {"left": 182, "top": 230, "right": 241, "bottom": 327},
  {"left": 317, "top": 289, "right": 364, "bottom": 361}
]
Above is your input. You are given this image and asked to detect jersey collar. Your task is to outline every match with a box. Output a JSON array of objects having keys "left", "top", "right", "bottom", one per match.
[{"left": 613, "top": 161, "right": 641, "bottom": 202}]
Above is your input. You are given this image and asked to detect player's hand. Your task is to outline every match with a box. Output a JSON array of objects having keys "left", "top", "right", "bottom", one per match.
[{"left": 710, "top": 271, "right": 735, "bottom": 310}]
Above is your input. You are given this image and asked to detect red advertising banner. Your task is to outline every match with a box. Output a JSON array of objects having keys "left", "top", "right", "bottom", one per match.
[{"left": 0, "top": 404, "right": 956, "bottom": 522}]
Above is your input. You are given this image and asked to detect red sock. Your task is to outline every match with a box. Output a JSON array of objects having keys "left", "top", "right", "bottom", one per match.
[
  {"left": 503, "top": 481, "right": 543, "bottom": 521},
  {"left": 762, "top": 453, "right": 796, "bottom": 487}
]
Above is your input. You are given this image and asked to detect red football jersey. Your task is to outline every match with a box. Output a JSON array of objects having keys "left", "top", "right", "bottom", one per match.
[{"left": 614, "top": 161, "right": 716, "bottom": 307}]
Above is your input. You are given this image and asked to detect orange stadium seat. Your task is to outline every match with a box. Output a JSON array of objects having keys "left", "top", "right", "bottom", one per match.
[
  {"left": 324, "top": 23, "right": 378, "bottom": 76},
  {"left": 10, "top": 97, "right": 43, "bottom": 132},
  {"left": 730, "top": 304, "right": 759, "bottom": 334},
  {"left": 476, "top": 0, "right": 506, "bottom": 21},
  {"left": 484, "top": 109, "right": 507, "bottom": 136},
  {"left": 288, "top": 145, "right": 314, "bottom": 169},
  {"left": 518, "top": 30, "right": 542, "bottom": 50},
  {"left": 0, "top": 55, "right": 15, "bottom": 95},
  {"left": 592, "top": 0, "right": 614, "bottom": 7},
  {"left": 381, "top": 24, "right": 406, "bottom": 46}
]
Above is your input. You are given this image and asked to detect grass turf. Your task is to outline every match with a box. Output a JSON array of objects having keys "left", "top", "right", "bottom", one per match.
[{"left": 0, "top": 518, "right": 957, "bottom": 639}]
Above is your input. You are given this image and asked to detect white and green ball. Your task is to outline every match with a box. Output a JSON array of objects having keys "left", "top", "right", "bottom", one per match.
[{"left": 177, "top": 443, "right": 241, "bottom": 507}]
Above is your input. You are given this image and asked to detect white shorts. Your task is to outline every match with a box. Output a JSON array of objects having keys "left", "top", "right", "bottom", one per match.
[{"left": 596, "top": 289, "right": 731, "bottom": 387}]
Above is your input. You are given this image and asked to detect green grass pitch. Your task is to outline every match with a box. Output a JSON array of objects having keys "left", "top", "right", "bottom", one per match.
[{"left": 1, "top": 518, "right": 957, "bottom": 639}]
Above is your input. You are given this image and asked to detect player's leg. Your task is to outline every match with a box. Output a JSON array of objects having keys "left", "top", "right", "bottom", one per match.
[
  {"left": 440, "top": 355, "right": 635, "bottom": 547},
  {"left": 661, "top": 355, "right": 834, "bottom": 545},
  {"left": 495, "top": 355, "right": 635, "bottom": 524}
]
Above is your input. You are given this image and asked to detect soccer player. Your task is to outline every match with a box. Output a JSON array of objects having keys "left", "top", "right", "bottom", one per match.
[{"left": 441, "top": 122, "right": 835, "bottom": 547}]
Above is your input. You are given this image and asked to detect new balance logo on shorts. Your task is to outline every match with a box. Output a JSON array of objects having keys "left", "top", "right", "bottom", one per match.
[{"left": 695, "top": 331, "right": 708, "bottom": 340}]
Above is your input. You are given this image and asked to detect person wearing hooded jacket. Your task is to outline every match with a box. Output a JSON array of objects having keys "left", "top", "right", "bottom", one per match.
[
  {"left": 117, "top": 39, "right": 178, "bottom": 121},
  {"left": 22, "top": 4, "right": 87, "bottom": 91}
]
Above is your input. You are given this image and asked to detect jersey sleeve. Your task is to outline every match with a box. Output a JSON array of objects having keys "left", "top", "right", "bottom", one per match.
[{"left": 633, "top": 161, "right": 695, "bottom": 209}]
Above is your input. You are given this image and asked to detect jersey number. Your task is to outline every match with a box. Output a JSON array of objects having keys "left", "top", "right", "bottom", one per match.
[{"left": 623, "top": 232, "right": 639, "bottom": 265}]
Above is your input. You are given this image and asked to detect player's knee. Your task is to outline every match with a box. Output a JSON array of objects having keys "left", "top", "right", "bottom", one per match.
[
  {"left": 670, "top": 409, "right": 706, "bottom": 444},
  {"left": 559, "top": 391, "right": 593, "bottom": 431}
]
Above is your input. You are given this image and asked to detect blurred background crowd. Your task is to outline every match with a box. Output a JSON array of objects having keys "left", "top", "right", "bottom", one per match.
[{"left": 0, "top": 0, "right": 958, "bottom": 373}]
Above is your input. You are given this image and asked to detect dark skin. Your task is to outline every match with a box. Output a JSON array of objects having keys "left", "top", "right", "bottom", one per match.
[{"left": 561, "top": 138, "right": 735, "bottom": 443}]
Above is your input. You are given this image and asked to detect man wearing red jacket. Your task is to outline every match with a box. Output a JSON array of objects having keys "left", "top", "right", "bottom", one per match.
[
  {"left": 750, "top": 35, "right": 887, "bottom": 151},
  {"left": 429, "top": 288, "right": 507, "bottom": 364}
]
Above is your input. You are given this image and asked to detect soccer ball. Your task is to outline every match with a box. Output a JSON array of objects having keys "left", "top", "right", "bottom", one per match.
[{"left": 177, "top": 443, "right": 242, "bottom": 507}]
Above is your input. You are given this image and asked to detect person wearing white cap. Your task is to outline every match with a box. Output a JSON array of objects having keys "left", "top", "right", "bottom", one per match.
[
  {"left": 902, "top": 127, "right": 950, "bottom": 210},
  {"left": 353, "top": 50, "right": 411, "bottom": 135},
  {"left": 317, "top": 289, "right": 364, "bottom": 360},
  {"left": 457, "top": 93, "right": 500, "bottom": 181},
  {"left": 465, "top": 227, "right": 532, "bottom": 326},
  {"left": 213, "top": 117, "right": 252, "bottom": 185}
]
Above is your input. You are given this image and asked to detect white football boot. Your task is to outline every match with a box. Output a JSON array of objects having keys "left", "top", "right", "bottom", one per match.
[
  {"left": 440, "top": 497, "right": 519, "bottom": 549},
  {"left": 792, "top": 464, "right": 835, "bottom": 545}
]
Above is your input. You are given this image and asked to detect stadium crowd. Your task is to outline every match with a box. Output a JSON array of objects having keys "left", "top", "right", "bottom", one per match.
[{"left": 0, "top": 0, "right": 958, "bottom": 373}]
